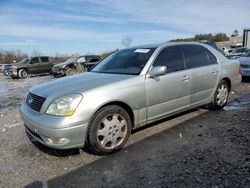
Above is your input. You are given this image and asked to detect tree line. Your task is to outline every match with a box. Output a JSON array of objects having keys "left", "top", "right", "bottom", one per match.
[{"left": 170, "top": 33, "right": 229, "bottom": 42}]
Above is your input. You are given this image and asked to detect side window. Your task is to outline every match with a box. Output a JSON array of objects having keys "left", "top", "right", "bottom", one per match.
[
  {"left": 40, "top": 57, "right": 49, "bottom": 62},
  {"left": 77, "top": 57, "right": 86, "bottom": 63},
  {"left": 206, "top": 50, "right": 218, "bottom": 65},
  {"left": 153, "top": 46, "right": 185, "bottom": 73},
  {"left": 183, "top": 45, "right": 211, "bottom": 68},
  {"left": 89, "top": 57, "right": 100, "bottom": 63},
  {"left": 31, "top": 57, "right": 39, "bottom": 64}
]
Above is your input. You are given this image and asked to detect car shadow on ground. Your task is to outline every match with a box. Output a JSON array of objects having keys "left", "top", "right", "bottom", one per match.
[
  {"left": 25, "top": 112, "right": 204, "bottom": 188},
  {"left": 27, "top": 108, "right": 200, "bottom": 157}
]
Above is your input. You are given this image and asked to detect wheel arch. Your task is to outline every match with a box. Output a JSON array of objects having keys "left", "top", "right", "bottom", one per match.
[
  {"left": 221, "top": 77, "right": 231, "bottom": 91},
  {"left": 18, "top": 68, "right": 28, "bottom": 72},
  {"left": 92, "top": 101, "right": 135, "bottom": 127}
]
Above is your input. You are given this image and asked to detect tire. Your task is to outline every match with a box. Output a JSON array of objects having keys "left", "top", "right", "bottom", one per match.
[
  {"left": 18, "top": 69, "right": 28, "bottom": 79},
  {"left": 209, "top": 80, "right": 229, "bottom": 110},
  {"left": 65, "top": 68, "right": 77, "bottom": 76},
  {"left": 86, "top": 105, "right": 132, "bottom": 155}
]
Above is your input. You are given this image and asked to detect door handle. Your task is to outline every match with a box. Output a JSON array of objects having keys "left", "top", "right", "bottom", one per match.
[
  {"left": 212, "top": 69, "right": 218, "bottom": 74},
  {"left": 182, "top": 75, "right": 189, "bottom": 82}
]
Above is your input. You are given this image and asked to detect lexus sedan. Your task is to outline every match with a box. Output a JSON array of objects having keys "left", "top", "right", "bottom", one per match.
[{"left": 20, "top": 42, "right": 241, "bottom": 155}]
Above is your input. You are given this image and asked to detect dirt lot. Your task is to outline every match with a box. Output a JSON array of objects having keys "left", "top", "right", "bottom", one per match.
[{"left": 0, "top": 74, "right": 250, "bottom": 188}]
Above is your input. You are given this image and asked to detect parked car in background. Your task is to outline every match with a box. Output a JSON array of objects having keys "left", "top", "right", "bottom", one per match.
[
  {"left": 3, "top": 56, "right": 63, "bottom": 79},
  {"left": 226, "top": 47, "right": 249, "bottom": 59},
  {"left": 238, "top": 49, "right": 250, "bottom": 77},
  {"left": 20, "top": 42, "right": 241, "bottom": 155},
  {"left": 228, "top": 44, "right": 243, "bottom": 53},
  {"left": 51, "top": 55, "right": 101, "bottom": 77},
  {"left": 2, "top": 64, "right": 13, "bottom": 75}
]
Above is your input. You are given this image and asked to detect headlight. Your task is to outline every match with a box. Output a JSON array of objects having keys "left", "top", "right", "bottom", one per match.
[
  {"left": 10, "top": 65, "right": 17, "bottom": 70},
  {"left": 45, "top": 94, "right": 82, "bottom": 116}
]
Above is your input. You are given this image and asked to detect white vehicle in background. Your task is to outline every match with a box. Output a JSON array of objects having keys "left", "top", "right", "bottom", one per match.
[{"left": 221, "top": 47, "right": 229, "bottom": 54}]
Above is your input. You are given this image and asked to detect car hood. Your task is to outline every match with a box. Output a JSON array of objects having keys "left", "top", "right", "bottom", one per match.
[
  {"left": 53, "top": 61, "right": 75, "bottom": 68},
  {"left": 30, "top": 72, "right": 135, "bottom": 98},
  {"left": 238, "top": 57, "right": 250, "bottom": 65}
]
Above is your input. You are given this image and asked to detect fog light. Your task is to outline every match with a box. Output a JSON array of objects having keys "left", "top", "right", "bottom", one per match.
[{"left": 46, "top": 137, "right": 70, "bottom": 145}]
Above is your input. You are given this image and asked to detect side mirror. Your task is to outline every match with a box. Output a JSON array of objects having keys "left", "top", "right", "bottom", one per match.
[{"left": 148, "top": 66, "right": 167, "bottom": 78}]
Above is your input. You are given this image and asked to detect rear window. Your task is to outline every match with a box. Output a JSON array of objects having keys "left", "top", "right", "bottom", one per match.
[
  {"left": 40, "top": 57, "right": 49, "bottom": 62},
  {"left": 206, "top": 50, "right": 218, "bottom": 64},
  {"left": 183, "top": 45, "right": 213, "bottom": 68}
]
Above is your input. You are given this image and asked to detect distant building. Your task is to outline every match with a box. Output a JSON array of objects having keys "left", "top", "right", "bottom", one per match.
[
  {"left": 217, "top": 36, "right": 243, "bottom": 51},
  {"left": 243, "top": 28, "right": 250, "bottom": 48}
]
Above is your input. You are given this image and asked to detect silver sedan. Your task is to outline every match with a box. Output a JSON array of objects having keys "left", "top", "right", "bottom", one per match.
[{"left": 20, "top": 42, "right": 241, "bottom": 155}]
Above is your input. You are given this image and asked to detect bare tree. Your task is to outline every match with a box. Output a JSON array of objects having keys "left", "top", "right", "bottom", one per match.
[
  {"left": 0, "top": 49, "right": 27, "bottom": 64},
  {"left": 121, "top": 36, "right": 133, "bottom": 48}
]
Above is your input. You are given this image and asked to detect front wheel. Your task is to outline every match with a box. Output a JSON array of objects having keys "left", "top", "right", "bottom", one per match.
[
  {"left": 18, "top": 69, "right": 28, "bottom": 79},
  {"left": 209, "top": 80, "right": 229, "bottom": 110},
  {"left": 86, "top": 105, "right": 132, "bottom": 155}
]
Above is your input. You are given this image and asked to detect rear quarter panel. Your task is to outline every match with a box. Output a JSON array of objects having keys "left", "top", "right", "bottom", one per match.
[{"left": 217, "top": 56, "right": 241, "bottom": 91}]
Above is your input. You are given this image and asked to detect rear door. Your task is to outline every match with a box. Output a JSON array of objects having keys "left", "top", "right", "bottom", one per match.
[
  {"left": 40, "top": 57, "right": 51, "bottom": 72},
  {"left": 145, "top": 45, "right": 191, "bottom": 121},
  {"left": 182, "top": 44, "right": 219, "bottom": 106}
]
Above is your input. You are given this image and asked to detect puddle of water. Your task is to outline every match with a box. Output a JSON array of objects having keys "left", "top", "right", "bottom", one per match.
[{"left": 224, "top": 100, "right": 250, "bottom": 111}]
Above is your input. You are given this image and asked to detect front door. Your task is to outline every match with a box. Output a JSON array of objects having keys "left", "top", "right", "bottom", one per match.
[
  {"left": 28, "top": 57, "right": 41, "bottom": 74},
  {"left": 145, "top": 45, "right": 191, "bottom": 121}
]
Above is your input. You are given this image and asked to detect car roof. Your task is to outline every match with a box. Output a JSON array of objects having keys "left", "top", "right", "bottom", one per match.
[{"left": 130, "top": 41, "right": 209, "bottom": 50}]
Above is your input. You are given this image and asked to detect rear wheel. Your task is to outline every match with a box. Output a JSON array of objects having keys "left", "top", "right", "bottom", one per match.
[
  {"left": 18, "top": 69, "right": 28, "bottom": 79},
  {"left": 209, "top": 80, "right": 229, "bottom": 110},
  {"left": 86, "top": 105, "right": 132, "bottom": 155}
]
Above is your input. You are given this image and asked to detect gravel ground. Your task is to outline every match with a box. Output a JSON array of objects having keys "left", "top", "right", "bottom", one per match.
[{"left": 0, "top": 74, "right": 249, "bottom": 188}]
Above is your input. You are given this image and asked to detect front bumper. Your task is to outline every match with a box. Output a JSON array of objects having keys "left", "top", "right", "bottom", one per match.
[
  {"left": 51, "top": 67, "right": 65, "bottom": 77},
  {"left": 3, "top": 70, "right": 18, "bottom": 77},
  {"left": 241, "top": 68, "right": 250, "bottom": 77},
  {"left": 20, "top": 104, "right": 89, "bottom": 149}
]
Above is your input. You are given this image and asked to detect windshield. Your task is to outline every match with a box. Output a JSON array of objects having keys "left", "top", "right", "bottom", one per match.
[
  {"left": 20, "top": 58, "right": 30, "bottom": 64},
  {"left": 243, "top": 50, "right": 250, "bottom": 57},
  {"left": 232, "top": 48, "right": 246, "bottom": 53},
  {"left": 92, "top": 48, "right": 156, "bottom": 75},
  {"left": 64, "top": 56, "right": 78, "bottom": 64}
]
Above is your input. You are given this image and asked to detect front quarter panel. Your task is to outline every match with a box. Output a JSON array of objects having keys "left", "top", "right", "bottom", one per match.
[{"left": 76, "top": 75, "right": 146, "bottom": 125}]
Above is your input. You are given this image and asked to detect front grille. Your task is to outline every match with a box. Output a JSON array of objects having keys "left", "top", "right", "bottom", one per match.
[
  {"left": 52, "top": 67, "right": 61, "bottom": 72},
  {"left": 240, "top": 64, "right": 250, "bottom": 69},
  {"left": 26, "top": 92, "right": 46, "bottom": 112}
]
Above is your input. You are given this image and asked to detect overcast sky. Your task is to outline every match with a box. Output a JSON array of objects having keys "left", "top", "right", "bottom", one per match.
[{"left": 0, "top": 0, "right": 249, "bottom": 55}]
